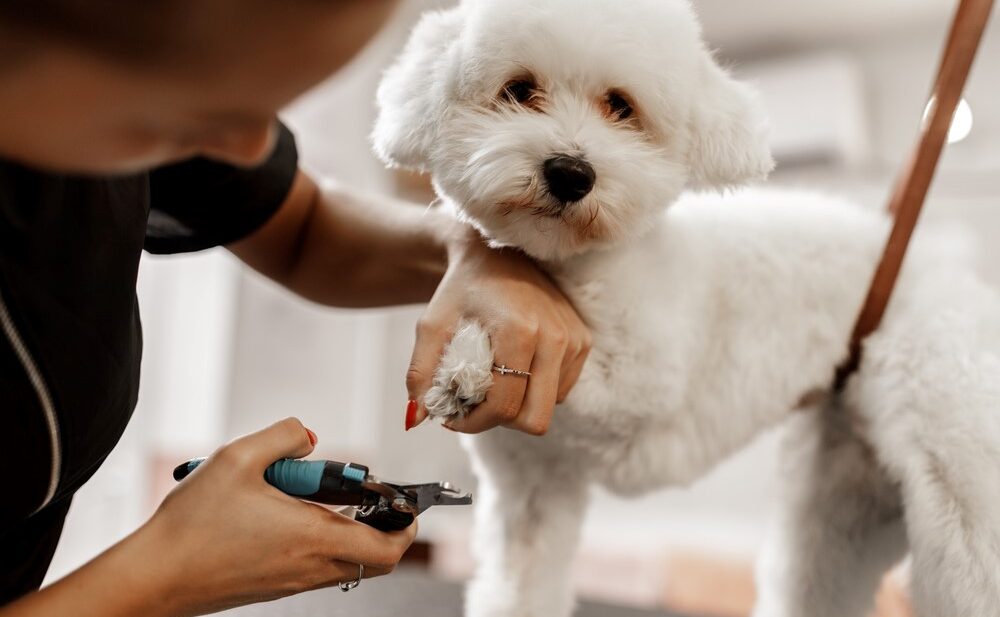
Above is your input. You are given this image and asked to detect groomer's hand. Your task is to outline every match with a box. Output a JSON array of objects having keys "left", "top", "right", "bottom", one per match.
[
  {"left": 0, "top": 418, "right": 414, "bottom": 617},
  {"left": 139, "top": 418, "right": 415, "bottom": 614},
  {"left": 3, "top": 419, "right": 415, "bottom": 617},
  {"left": 407, "top": 226, "right": 591, "bottom": 436}
]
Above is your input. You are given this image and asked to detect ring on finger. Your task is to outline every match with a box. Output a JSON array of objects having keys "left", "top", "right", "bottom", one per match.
[
  {"left": 340, "top": 563, "right": 364, "bottom": 592},
  {"left": 493, "top": 363, "right": 531, "bottom": 378}
]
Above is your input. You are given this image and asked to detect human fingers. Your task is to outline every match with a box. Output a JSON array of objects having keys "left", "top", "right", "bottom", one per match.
[
  {"left": 214, "top": 417, "right": 316, "bottom": 477},
  {"left": 503, "top": 322, "right": 566, "bottom": 435},
  {"left": 313, "top": 510, "right": 418, "bottom": 577},
  {"left": 444, "top": 320, "right": 536, "bottom": 434},
  {"left": 405, "top": 314, "right": 454, "bottom": 430},
  {"left": 556, "top": 317, "right": 592, "bottom": 402}
]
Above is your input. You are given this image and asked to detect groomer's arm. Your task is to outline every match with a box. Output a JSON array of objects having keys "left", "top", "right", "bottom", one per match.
[
  {"left": 229, "top": 170, "right": 450, "bottom": 307},
  {"left": 230, "top": 170, "right": 592, "bottom": 435}
]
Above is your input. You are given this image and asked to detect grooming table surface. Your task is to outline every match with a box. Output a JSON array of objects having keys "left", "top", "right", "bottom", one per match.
[{"left": 220, "top": 568, "right": 697, "bottom": 617}]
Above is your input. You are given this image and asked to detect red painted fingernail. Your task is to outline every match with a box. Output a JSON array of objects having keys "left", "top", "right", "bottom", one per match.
[
  {"left": 405, "top": 400, "right": 419, "bottom": 431},
  {"left": 305, "top": 428, "right": 317, "bottom": 446}
]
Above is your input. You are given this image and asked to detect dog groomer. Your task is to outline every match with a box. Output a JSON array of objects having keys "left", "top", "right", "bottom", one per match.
[{"left": 0, "top": 1, "right": 590, "bottom": 615}]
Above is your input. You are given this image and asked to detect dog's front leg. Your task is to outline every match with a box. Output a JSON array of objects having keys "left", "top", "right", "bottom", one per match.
[
  {"left": 753, "top": 398, "right": 906, "bottom": 617},
  {"left": 464, "top": 431, "right": 589, "bottom": 617}
]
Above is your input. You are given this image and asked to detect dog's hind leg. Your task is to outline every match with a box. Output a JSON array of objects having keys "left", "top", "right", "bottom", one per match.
[
  {"left": 855, "top": 327, "right": 1000, "bottom": 617},
  {"left": 752, "top": 399, "right": 907, "bottom": 617},
  {"left": 463, "top": 430, "right": 588, "bottom": 617}
]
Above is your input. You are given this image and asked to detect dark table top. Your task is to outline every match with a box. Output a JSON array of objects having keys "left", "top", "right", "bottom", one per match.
[{"left": 220, "top": 568, "right": 691, "bottom": 617}]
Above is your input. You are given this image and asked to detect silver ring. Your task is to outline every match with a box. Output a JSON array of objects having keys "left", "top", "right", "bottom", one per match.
[
  {"left": 493, "top": 363, "right": 531, "bottom": 377},
  {"left": 340, "top": 563, "right": 363, "bottom": 592}
]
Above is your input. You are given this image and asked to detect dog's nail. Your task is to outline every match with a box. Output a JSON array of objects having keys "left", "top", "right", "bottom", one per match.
[{"left": 405, "top": 400, "right": 419, "bottom": 431}]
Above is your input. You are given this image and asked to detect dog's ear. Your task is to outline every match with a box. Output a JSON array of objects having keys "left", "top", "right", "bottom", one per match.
[
  {"left": 686, "top": 55, "right": 774, "bottom": 190},
  {"left": 372, "top": 7, "right": 464, "bottom": 171}
]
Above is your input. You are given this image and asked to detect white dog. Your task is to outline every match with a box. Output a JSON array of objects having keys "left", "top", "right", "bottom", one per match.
[{"left": 372, "top": 1, "right": 1000, "bottom": 616}]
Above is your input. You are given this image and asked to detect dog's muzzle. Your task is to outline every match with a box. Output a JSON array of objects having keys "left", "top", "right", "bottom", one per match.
[{"left": 543, "top": 155, "right": 595, "bottom": 204}]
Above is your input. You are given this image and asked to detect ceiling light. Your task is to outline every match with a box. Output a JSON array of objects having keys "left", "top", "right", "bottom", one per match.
[{"left": 924, "top": 97, "right": 974, "bottom": 144}]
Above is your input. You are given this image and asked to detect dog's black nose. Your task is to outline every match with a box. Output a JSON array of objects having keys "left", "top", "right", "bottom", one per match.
[{"left": 543, "top": 155, "right": 596, "bottom": 204}]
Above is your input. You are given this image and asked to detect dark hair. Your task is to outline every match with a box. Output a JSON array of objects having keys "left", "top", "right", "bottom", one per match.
[
  {"left": 0, "top": 0, "right": 378, "bottom": 72},
  {"left": 0, "top": 0, "right": 189, "bottom": 65}
]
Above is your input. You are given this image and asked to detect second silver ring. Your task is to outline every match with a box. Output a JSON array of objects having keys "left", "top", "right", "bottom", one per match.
[{"left": 340, "top": 563, "right": 364, "bottom": 592}]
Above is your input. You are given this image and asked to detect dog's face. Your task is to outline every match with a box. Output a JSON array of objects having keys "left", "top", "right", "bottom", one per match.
[{"left": 373, "top": 0, "right": 773, "bottom": 261}]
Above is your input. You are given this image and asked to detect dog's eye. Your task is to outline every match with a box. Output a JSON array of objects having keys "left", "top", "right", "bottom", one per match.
[
  {"left": 501, "top": 79, "right": 537, "bottom": 105},
  {"left": 606, "top": 90, "right": 634, "bottom": 121}
]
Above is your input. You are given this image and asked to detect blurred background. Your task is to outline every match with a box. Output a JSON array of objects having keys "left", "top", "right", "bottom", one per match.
[{"left": 46, "top": 1, "right": 999, "bottom": 616}]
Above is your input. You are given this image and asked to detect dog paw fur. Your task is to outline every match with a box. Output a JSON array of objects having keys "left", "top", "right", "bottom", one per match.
[{"left": 424, "top": 320, "right": 494, "bottom": 420}]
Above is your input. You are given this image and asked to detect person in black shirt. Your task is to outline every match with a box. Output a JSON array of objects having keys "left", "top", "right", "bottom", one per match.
[{"left": 0, "top": 2, "right": 591, "bottom": 615}]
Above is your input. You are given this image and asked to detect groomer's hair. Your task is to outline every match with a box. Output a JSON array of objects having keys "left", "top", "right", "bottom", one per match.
[
  {"left": 0, "top": 0, "right": 190, "bottom": 65},
  {"left": 0, "top": 0, "right": 329, "bottom": 69}
]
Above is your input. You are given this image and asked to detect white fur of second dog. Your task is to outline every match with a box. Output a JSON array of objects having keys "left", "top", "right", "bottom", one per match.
[{"left": 373, "top": 1, "right": 1000, "bottom": 616}]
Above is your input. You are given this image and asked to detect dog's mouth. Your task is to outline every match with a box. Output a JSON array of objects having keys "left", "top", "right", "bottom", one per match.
[
  {"left": 496, "top": 185, "right": 610, "bottom": 243},
  {"left": 531, "top": 197, "right": 578, "bottom": 219}
]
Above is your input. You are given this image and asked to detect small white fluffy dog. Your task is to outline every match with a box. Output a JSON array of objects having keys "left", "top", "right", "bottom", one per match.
[{"left": 373, "top": 1, "right": 1000, "bottom": 616}]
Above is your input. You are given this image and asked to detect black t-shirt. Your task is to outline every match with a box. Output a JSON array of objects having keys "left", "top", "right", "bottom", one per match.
[{"left": 0, "top": 123, "right": 298, "bottom": 604}]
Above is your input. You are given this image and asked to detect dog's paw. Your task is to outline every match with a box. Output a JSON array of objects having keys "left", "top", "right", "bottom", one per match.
[{"left": 424, "top": 320, "right": 494, "bottom": 420}]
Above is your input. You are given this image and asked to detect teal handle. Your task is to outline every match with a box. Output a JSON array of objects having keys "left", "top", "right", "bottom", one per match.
[
  {"left": 264, "top": 459, "right": 326, "bottom": 496},
  {"left": 173, "top": 457, "right": 327, "bottom": 497}
]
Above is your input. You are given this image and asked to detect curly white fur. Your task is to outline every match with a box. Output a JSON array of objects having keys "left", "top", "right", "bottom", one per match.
[{"left": 373, "top": 2, "right": 1000, "bottom": 616}]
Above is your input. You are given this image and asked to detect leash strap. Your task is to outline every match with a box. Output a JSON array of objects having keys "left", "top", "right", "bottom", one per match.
[{"left": 834, "top": 0, "right": 995, "bottom": 390}]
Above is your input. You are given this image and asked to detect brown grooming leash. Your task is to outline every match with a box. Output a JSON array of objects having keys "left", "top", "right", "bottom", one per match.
[{"left": 833, "top": 0, "right": 995, "bottom": 391}]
